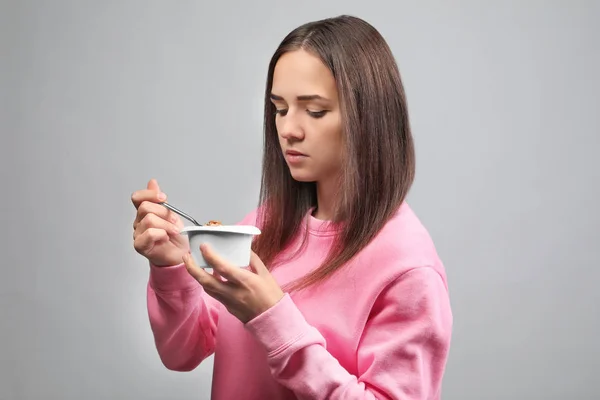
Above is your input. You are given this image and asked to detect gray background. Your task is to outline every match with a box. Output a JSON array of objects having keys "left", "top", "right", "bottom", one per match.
[{"left": 1, "top": 1, "right": 599, "bottom": 399}]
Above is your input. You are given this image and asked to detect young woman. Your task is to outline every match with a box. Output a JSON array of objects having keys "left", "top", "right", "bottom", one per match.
[{"left": 131, "top": 15, "right": 453, "bottom": 400}]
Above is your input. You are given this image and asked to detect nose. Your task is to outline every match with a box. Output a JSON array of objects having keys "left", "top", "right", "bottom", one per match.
[{"left": 278, "top": 112, "right": 305, "bottom": 141}]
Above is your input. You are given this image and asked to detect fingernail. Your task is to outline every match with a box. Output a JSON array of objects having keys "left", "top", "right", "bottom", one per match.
[
  {"left": 158, "top": 192, "right": 166, "bottom": 201},
  {"left": 200, "top": 243, "right": 207, "bottom": 252}
]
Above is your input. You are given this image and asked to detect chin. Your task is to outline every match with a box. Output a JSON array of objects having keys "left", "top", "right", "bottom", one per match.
[{"left": 288, "top": 170, "right": 316, "bottom": 182}]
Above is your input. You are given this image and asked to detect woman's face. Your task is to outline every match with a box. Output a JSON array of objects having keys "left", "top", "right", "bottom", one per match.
[{"left": 270, "top": 49, "right": 343, "bottom": 186}]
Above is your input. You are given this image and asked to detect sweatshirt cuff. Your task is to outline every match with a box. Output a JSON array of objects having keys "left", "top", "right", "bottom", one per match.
[
  {"left": 244, "top": 293, "right": 315, "bottom": 356},
  {"left": 148, "top": 262, "right": 199, "bottom": 293}
]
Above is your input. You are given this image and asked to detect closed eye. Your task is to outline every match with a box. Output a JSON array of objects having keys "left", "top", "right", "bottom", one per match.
[
  {"left": 274, "top": 109, "right": 328, "bottom": 119},
  {"left": 308, "top": 110, "right": 328, "bottom": 118}
]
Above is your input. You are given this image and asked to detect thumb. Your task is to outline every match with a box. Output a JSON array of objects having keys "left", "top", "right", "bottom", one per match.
[
  {"left": 147, "top": 178, "right": 160, "bottom": 192},
  {"left": 249, "top": 251, "right": 269, "bottom": 276}
]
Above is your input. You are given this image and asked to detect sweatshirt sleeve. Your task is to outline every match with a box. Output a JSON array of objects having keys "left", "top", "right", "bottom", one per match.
[
  {"left": 146, "top": 208, "right": 260, "bottom": 371},
  {"left": 146, "top": 263, "right": 222, "bottom": 371},
  {"left": 244, "top": 266, "right": 453, "bottom": 399}
]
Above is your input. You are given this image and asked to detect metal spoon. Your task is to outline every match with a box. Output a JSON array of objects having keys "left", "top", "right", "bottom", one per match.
[{"left": 160, "top": 202, "right": 202, "bottom": 226}]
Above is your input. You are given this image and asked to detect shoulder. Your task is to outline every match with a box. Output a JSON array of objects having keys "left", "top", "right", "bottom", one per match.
[
  {"left": 352, "top": 202, "right": 448, "bottom": 287},
  {"left": 236, "top": 208, "right": 259, "bottom": 226},
  {"left": 235, "top": 205, "right": 266, "bottom": 227}
]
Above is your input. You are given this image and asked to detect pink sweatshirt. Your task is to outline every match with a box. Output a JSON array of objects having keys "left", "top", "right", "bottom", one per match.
[{"left": 146, "top": 202, "right": 453, "bottom": 399}]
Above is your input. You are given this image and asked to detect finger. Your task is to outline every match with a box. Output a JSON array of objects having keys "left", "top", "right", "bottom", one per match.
[
  {"left": 211, "top": 269, "right": 236, "bottom": 285},
  {"left": 182, "top": 253, "right": 231, "bottom": 294},
  {"left": 131, "top": 188, "right": 167, "bottom": 209},
  {"left": 133, "top": 227, "right": 169, "bottom": 254},
  {"left": 200, "top": 244, "right": 243, "bottom": 284},
  {"left": 134, "top": 201, "right": 181, "bottom": 229},
  {"left": 137, "top": 213, "right": 181, "bottom": 237},
  {"left": 248, "top": 251, "right": 269, "bottom": 276},
  {"left": 212, "top": 268, "right": 225, "bottom": 283},
  {"left": 147, "top": 178, "right": 160, "bottom": 192}
]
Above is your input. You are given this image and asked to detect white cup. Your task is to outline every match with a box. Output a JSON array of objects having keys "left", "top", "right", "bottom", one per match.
[{"left": 179, "top": 225, "right": 261, "bottom": 268}]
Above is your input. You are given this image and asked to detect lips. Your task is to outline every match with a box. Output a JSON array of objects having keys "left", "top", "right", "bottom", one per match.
[{"left": 285, "top": 150, "right": 306, "bottom": 156}]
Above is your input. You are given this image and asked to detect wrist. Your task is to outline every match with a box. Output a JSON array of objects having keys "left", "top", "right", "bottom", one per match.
[
  {"left": 245, "top": 294, "right": 319, "bottom": 356},
  {"left": 248, "top": 290, "right": 285, "bottom": 323},
  {"left": 149, "top": 262, "right": 199, "bottom": 293}
]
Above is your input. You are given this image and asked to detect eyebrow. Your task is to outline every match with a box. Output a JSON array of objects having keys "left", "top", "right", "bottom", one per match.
[{"left": 270, "top": 93, "right": 330, "bottom": 102}]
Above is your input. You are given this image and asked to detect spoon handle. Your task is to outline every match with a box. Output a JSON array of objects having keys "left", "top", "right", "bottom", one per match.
[{"left": 160, "top": 202, "right": 202, "bottom": 226}]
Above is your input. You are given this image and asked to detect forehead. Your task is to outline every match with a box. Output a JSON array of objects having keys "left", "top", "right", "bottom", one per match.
[{"left": 272, "top": 49, "right": 338, "bottom": 99}]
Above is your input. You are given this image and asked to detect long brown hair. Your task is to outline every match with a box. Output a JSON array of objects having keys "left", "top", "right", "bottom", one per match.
[{"left": 252, "top": 15, "right": 415, "bottom": 293}]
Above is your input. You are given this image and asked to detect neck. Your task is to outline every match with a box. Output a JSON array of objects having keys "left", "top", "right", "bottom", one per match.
[{"left": 313, "top": 179, "right": 338, "bottom": 221}]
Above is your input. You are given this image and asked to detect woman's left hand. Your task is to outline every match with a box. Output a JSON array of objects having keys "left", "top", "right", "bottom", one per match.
[{"left": 182, "top": 244, "right": 285, "bottom": 324}]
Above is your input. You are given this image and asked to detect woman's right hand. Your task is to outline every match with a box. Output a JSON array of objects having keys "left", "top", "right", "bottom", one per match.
[{"left": 131, "top": 179, "right": 190, "bottom": 267}]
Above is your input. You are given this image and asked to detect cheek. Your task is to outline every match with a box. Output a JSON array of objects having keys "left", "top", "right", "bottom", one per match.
[
  {"left": 274, "top": 118, "right": 282, "bottom": 133},
  {"left": 275, "top": 121, "right": 284, "bottom": 145},
  {"left": 316, "top": 121, "right": 343, "bottom": 164},
  {"left": 329, "top": 120, "right": 344, "bottom": 166},
  {"left": 323, "top": 118, "right": 343, "bottom": 149}
]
